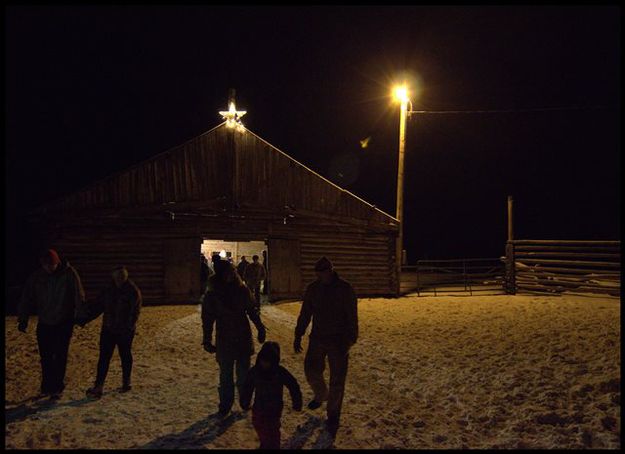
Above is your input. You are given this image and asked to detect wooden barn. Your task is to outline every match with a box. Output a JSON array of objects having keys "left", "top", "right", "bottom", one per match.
[{"left": 29, "top": 118, "right": 400, "bottom": 303}]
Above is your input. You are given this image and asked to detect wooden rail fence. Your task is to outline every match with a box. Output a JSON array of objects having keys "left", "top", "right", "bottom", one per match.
[{"left": 505, "top": 239, "right": 620, "bottom": 296}]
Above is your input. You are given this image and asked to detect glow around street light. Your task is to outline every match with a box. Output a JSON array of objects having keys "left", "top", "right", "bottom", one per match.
[{"left": 393, "top": 85, "right": 409, "bottom": 103}]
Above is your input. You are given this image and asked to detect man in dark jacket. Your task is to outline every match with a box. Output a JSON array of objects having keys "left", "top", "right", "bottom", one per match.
[
  {"left": 244, "top": 255, "right": 266, "bottom": 310},
  {"left": 79, "top": 266, "right": 142, "bottom": 398},
  {"left": 236, "top": 255, "right": 249, "bottom": 279},
  {"left": 200, "top": 255, "right": 210, "bottom": 296},
  {"left": 17, "top": 249, "right": 86, "bottom": 400},
  {"left": 240, "top": 341, "right": 302, "bottom": 449},
  {"left": 202, "top": 261, "right": 267, "bottom": 416},
  {"left": 293, "top": 257, "right": 358, "bottom": 438}
]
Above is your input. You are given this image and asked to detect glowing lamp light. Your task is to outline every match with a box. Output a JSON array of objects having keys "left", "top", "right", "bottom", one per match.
[
  {"left": 219, "top": 250, "right": 227, "bottom": 258},
  {"left": 393, "top": 85, "right": 409, "bottom": 104}
]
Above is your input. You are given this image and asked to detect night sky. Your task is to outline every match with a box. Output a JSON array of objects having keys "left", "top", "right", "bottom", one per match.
[{"left": 5, "top": 6, "right": 621, "bottom": 286}]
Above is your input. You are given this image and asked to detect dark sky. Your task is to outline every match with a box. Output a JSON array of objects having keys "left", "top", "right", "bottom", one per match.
[{"left": 5, "top": 6, "right": 621, "bottom": 284}]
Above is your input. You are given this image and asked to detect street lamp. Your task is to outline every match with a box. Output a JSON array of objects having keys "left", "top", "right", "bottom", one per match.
[{"left": 392, "top": 83, "right": 411, "bottom": 286}]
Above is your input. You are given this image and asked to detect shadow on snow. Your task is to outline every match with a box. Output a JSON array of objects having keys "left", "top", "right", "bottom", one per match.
[
  {"left": 5, "top": 396, "right": 95, "bottom": 424},
  {"left": 283, "top": 415, "right": 324, "bottom": 449},
  {"left": 138, "top": 411, "right": 247, "bottom": 449}
]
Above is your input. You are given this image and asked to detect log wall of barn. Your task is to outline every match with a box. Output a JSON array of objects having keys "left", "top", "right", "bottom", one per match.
[
  {"left": 297, "top": 229, "right": 396, "bottom": 296},
  {"left": 50, "top": 231, "right": 166, "bottom": 302},
  {"left": 41, "top": 214, "right": 397, "bottom": 304}
]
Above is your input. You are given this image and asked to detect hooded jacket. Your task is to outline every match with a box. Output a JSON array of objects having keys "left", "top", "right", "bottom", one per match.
[
  {"left": 202, "top": 274, "right": 264, "bottom": 361},
  {"left": 240, "top": 342, "right": 302, "bottom": 416},
  {"left": 18, "top": 261, "right": 85, "bottom": 326},
  {"left": 295, "top": 271, "right": 358, "bottom": 347},
  {"left": 80, "top": 279, "right": 142, "bottom": 335}
]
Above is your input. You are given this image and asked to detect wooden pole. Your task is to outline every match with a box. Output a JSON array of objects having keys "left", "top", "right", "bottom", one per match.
[
  {"left": 507, "top": 195, "right": 514, "bottom": 242},
  {"left": 505, "top": 195, "right": 516, "bottom": 294},
  {"left": 395, "top": 100, "right": 408, "bottom": 295}
]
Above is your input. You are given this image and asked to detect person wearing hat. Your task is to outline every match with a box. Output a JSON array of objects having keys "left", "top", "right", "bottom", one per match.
[
  {"left": 79, "top": 266, "right": 142, "bottom": 399},
  {"left": 293, "top": 256, "right": 358, "bottom": 439},
  {"left": 17, "top": 249, "right": 86, "bottom": 400}
]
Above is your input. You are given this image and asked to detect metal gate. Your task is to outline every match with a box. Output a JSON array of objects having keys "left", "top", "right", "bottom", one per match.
[{"left": 401, "top": 258, "right": 505, "bottom": 296}]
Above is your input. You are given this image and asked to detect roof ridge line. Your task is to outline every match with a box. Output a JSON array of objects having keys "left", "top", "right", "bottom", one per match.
[
  {"left": 31, "top": 122, "right": 228, "bottom": 214},
  {"left": 241, "top": 126, "right": 399, "bottom": 223}
]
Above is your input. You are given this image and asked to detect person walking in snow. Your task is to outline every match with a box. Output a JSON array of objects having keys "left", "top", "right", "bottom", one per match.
[
  {"left": 17, "top": 249, "right": 86, "bottom": 400},
  {"left": 243, "top": 255, "right": 266, "bottom": 311},
  {"left": 202, "top": 261, "right": 267, "bottom": 416},
  {"left": 79, "top": 266, "right": 142, "bottom": 398},
  {"left": 240, "top": 341, "right": 302, "bottom": 449},
  {"left": 293, "top": 257, "right": 358, "bottom": 438}
]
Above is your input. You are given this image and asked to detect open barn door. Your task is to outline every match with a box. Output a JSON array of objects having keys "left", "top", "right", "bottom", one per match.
[
  {"left": 267, "top": 238, "right": 301, "bottom": 300},
  {"left": 164, "top": 237, "right": 201, "bottom": 303}
]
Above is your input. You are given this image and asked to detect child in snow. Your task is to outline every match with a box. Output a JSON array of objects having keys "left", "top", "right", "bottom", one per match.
[{"left": 240, "top": 341, "right": 302, "bottom": 449}]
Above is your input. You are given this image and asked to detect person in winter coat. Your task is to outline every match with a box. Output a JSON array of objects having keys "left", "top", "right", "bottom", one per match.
[
  {"left": 293, "top": 256, "right": 358, "bottom": 438},
  {"left": 240, "top": 341, "right": 302, "bottom": 449},
  {"left": 202, "top": 261, "right": 267, "bottom": 416},
  {"left": 243, "top": 255, "right": 266, "bottom": 310},
  {"left": 79, "top": 266, "right": 142, "bottom": 398},
  {"left": 236, "top": 256, "right": 249, "bottom": 279},
  {"left": 200, "top": 255, "right": 210, "bottom": 296},
  {"left": 17, "top": 249, "right": 86, "bottom": 400}
]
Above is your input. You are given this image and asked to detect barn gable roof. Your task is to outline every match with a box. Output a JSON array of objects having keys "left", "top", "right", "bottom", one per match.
[{"left": 32, "top": 123, "right": 398, "bottom": 228}]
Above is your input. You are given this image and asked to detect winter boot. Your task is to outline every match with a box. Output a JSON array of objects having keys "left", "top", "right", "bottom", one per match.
[
  {"left": 217, "top": 405, "right": 231, "bottom": 418},
  {"left": 86, "top": 385, "right": 104, "bottom": 399},
  {"left": 49, "top": 384, "right": 65, "bottom": 401},
  {"left": 307, "top": 399, "right": 322, "bottom": 410}
]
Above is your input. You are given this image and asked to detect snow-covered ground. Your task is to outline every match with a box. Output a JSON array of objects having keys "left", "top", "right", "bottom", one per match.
[{"left": 4, "top": 294, "right": 621, "bottom": 449}]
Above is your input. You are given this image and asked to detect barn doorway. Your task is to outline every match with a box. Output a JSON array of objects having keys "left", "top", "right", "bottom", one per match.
[{"left": 200, "top": 239, "right": 269, "bottom": 304}]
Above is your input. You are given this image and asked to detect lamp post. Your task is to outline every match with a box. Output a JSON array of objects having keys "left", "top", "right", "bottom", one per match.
[{"left": 393, "top": 85, "right": 410, "bottom": 289}]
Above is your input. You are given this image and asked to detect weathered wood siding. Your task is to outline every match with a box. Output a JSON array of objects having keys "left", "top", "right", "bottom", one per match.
[
  {"left": 36, "top": 124, "right": 397, "bottom": 230},
  {"left": 50, "top": 230, "right": 166, "bottom": 302},
  {"left": 265, "top": 220, "right": 397, "bottom": 297},
  {"left": 299, "top": 230, "right": 396, "bottom": 296},
  {"left": 37, "top": 124, "right": 233, "bottom": 214},
  {"left": 236, "top": 128, "right": 395, "bottom": 227},
  {"left": 43, "top": 215, "right": 397, "bottom": 304}
]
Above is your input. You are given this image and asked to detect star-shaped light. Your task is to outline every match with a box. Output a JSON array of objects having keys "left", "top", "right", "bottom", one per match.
[{"left": 219, "top": 101, "right": 247, "bottom": 130}]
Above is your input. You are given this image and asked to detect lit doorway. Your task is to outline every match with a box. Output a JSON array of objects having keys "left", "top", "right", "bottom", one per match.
[{"left": 200, "top": 239, "right": 268, "bottom": 302}]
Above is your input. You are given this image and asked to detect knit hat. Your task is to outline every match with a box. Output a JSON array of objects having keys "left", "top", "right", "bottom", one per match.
[
  {"left": 314, "top": 256, "right": 333, "bottom": 272},
  {"left": 40, "top": 249, "right": 61, "bottom": 266}
]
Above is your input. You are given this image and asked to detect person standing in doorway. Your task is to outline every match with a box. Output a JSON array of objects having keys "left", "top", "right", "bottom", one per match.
[
  {"left": 293, "top": 257, "right": 358, "bottom": 439},
  {"left": 244, "top": 255, "right": 266, "bottom": 310},
  {"left": 202, "top": 261, "right": 266, "bottom": 417},
  {"left": 261, "top": 251, "right": 269, "bottom": 295},
  {"left": 17, "top": 249, "right": 86, "bottom": 400},
  {"left": 79, "top": 266, "right": 142, "bottom": 398},
  {"left": 237, "top": 255, "right": 249, "bottom": 279},
  {"left": 200, "top": 255, "right": 210, "bottom": 297}
]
